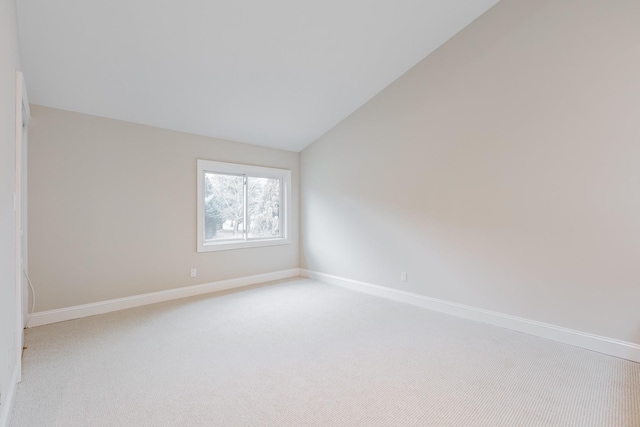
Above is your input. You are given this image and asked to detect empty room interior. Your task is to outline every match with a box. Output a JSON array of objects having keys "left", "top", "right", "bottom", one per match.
[{"left": 1, "top": 0, "right": 640, "bottom": 425}]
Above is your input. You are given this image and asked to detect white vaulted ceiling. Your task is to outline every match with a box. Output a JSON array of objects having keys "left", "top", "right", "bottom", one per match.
[{"left": 16, "top": 0, "right": 498, "bottom": 151}]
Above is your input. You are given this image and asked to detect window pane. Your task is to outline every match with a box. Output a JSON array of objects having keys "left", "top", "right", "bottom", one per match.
[
  {"left": 204, "top": 172, "right": 244, "bottom": 241},
  {"left": 247, "top": 177, "right": 281, "bottom": 239}
]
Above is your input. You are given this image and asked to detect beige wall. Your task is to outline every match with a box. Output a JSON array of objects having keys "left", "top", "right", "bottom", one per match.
[
  {"left": 301, "top": 0, "right": 640, "bottom": 344},
  {"left": 28, "top": 106, "right": 299, "bottom": 311},
  {"left": 0, "top": 0, "right": 22, "bottom": 411}
]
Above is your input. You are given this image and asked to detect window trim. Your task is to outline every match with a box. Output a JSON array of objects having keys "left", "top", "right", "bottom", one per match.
[{"left": 197, "top": 159, "right": 291, "bottom": 252}]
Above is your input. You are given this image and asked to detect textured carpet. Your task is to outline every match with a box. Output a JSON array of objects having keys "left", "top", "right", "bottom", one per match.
[{"left": 10, "top": 278, "right": 640, "bottom": 426}]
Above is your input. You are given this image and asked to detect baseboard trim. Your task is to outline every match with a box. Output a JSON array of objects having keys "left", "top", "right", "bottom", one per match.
[
  {"left": 0, "top": 364, "right": 19, "bottom": 427},
  {"left": 300, "top": 269, "right": 640, "bottom": 363},
  {"left": 28, "top": 269, "right": 301, "bottom": 327}
]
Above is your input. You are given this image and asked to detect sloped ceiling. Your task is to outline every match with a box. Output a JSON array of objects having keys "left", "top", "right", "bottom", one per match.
[{"left": 17, "top": 0, "right": 499, "bottom": 152}]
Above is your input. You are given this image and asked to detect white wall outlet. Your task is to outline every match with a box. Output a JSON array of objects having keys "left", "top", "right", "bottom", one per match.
[
  {"left": 190, "top": 268, "right": 197, "bottom": 278},
  {"left": 400, "top": 272, "right": 408, "bottom": 282}
]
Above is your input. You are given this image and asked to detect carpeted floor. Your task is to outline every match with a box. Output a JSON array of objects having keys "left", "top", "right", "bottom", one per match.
[{"left": 10, "top": 278, "right": 640, "bottom": 426}]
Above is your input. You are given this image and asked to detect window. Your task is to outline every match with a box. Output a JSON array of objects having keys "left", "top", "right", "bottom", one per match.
[{"left": 197, "top": 160, "right": 291, "bottom": 252}]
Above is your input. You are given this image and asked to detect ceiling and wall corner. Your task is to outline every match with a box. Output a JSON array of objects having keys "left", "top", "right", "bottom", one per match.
[{"left": 16, "top": 0, "right": 499, "bottom": 152}]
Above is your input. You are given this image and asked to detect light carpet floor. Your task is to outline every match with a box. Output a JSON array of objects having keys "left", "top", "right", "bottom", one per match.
[{"left": 10, "top": 278, "right": 640, "bottom": 426}]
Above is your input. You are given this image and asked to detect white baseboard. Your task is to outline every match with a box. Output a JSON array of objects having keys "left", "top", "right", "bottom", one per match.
[
  {"left": 300, "top": 269, "right": 640, "bottom": 363},
  {"left": 28, "top": 269, "right": 301, "bottom": 327},
  {"left": 0, "top": 364, "right": 19, "bottom": 427}
]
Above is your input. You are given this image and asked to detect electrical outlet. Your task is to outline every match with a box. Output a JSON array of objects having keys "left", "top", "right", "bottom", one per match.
[
  {"left": 190, "top": 268, "right": 197, "bottom": 278},
  {"left": 400, "top": 272, "right": 408, "bottom": 282}
]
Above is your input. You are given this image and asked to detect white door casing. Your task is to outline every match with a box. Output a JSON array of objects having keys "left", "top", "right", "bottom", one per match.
[{"left": 15, "top": 71, "right": 30, "bottom": 383}]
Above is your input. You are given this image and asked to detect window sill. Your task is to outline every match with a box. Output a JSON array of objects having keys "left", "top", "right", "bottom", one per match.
[{"left": 197, "top": 237, "right": 291, "bottom": 253}]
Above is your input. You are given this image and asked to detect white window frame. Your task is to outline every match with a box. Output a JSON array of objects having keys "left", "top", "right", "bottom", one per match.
[{"left": 197, "top": 159, "right": 291, "bottom": 252}]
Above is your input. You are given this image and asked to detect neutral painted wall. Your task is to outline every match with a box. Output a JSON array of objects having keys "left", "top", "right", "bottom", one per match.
[
  {"left": 0, "top": 0, "right": 21, "bottom": 412},
  {"left": 301, "top": 0, "right": 640, "bottom": 344},
  {"left": 28, "top": 106, "right": 299, "bottom": 311}
]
